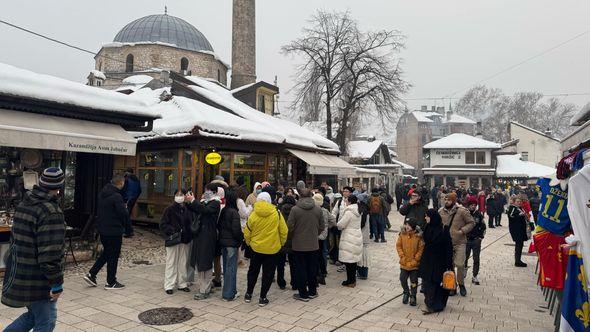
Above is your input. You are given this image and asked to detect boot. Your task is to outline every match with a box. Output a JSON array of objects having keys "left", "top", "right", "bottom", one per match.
[
  {"left": 409, "top": 286, "right": 417, "bottom": 306},
  {"left": 402, "top": 292, "right": 409, "bottom": 304}
]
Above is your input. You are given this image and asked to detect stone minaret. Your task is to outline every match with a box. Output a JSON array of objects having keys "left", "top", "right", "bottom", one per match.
[{"left": 231, "top": 0, "right": 256, "bottom": 89}]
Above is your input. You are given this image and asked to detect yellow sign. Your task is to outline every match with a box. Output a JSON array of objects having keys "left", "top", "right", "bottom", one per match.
[{"left": 205, "top": 152, "right": 222, "bottom": 165}]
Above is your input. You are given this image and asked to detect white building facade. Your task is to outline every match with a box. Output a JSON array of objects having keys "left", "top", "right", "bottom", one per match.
[{"left": 508, "top": 122, "right": 561, "bottom": 168}]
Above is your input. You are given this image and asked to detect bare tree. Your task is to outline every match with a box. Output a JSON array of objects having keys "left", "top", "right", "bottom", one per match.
[{"left": 283, "top": 10, "right": 410, "bottom": 150}]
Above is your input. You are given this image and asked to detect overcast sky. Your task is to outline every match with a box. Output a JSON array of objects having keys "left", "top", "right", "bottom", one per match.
[{"left": 2, "top": 0, "right": 590, "bottom": 117}]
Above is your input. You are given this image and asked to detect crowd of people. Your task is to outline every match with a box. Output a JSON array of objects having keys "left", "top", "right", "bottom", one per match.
[{"left": 2, "top": 163, "right": 542, "bottom": 329}]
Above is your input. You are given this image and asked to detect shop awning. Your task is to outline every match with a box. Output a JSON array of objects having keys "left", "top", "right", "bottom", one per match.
[
  {"left": 0, "top": 109, "right": 137, "bottom": 156},
  {"left": 287, "top": 149, "right": 355, "bottom": 177}
]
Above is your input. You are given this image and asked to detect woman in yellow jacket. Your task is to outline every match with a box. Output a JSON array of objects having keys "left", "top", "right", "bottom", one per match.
[
  {"left": 396, "top": 218, "right": 425, "bottom": 306},
  {"left": 243, "top": 192, "right": 288, "bottom": 307}
]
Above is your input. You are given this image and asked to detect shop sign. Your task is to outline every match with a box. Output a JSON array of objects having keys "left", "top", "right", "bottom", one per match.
[
  {"left": 205, "top": 152, "right": 222, "bottom": 165},
  {"left": 435, "top": 150, "right": 461, "bottom": 160}
]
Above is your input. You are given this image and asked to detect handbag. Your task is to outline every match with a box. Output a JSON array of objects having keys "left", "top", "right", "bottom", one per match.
[
  {"left": 165, "top": 231, "right": 182, "bottom": 247},
  {"left": 442, "top": 270, "right": 456, "bottom": 290}
]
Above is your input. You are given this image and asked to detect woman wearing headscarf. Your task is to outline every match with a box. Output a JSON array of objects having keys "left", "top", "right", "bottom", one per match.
[
  {"left": 419, "top": 209, "right": 453, "bottom": 314},
  {"left": 246, "top": 182, "right": 262, "bottom": 207}
]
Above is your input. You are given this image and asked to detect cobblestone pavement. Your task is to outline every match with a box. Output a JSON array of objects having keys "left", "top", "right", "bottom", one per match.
[{"left": 0, "top": 211, "right": 554, "bottom": 331}]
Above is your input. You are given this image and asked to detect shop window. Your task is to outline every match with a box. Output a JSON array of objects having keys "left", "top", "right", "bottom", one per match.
[
  {"left": 125, "top": 54, "right": 134, "bottom": 73},
  {"left": 139, "top": 151, "right": 178, "bottom": 167},
  {"left": 476, "top": 151, "right": 486, "bottom": 164},
  {"left": 234, "top": 154, "right": 266, "bottom": 171},
  {"left": 137, "top": 169, "right": 178, "bottom": 219},
  {"left": 465, "top": 151, "right": 475, "bottom": 164}
]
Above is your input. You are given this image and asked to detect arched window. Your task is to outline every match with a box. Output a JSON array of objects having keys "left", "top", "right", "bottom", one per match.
[
  {"left": 180, "top": 57, "right": 189, "bottom": 72},
  {"left": 125, "top": 54, "right": 134, "bottom": 72}
]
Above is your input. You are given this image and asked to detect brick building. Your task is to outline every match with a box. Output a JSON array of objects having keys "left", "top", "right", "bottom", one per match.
[{"left": 396, "top": 106, "right": 477, "bottom": 180}]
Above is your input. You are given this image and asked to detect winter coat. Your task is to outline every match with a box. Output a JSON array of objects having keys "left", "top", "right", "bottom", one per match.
[
  {"left": 396, "top": 228, "right": 425, "bottom": 271},
  {"left": 495, "top": 193, "right": 507, "bottom": 213},
  {"left": 2, "top": 186, "right": 66, "bottom": 308},
  {"left": 122, "top": 174, "right": 142, "bottom": 202},
  {"left": 244, "top": 201, "right": 288, "bottom": 255},
  {"left": 529, "top": 196, "right": 541, "bottom": 216},
  {"left": 237, "top": 198, "right": 251, "bottom": 230},
  {"left": 368, "top": 193, "right": 386, "bottom": 215},
  {"left": 360, "top": 211, "right": 370, "bottom": 245},
  {"left": 187, "top": 199, "right": 220, "bottom": 272},
  {"left": 160, "top": 203, "right": 193, "bottom": 244},
  {"left": 380, "top": 192, "right": 394, "bottom": 215},
  {"left": 439, "top": 204, "right": 475, "bottom": 245},
  {"left": 235, "top": 184, "right": 250, "bottom": 202},
  {"left": 287, "top": 197, "right": 324, "bottom": 252},
  {"left": 337, "top": 204, "right": 363, "bottom": 263},
  {"left": 466, "top": 210, "right": 486, "bottom": 241},
  {"left": 399, "top": 202, "right": 427, "bottom": 229},
  {"left": 96, "top": 183, "right": 132, "bottom": 237},
  {"left": 508, "top": 205, "right": 528, "bottom": 242},
  {"left": 218, "top": 206, "right": 243, "bottom": 248},
  {"left": 419, "top": 219, "right": 454, "bottom": 283},
  {"left": 319, "top": 208, "right": 336, "bottom": 240},
  {"left": 332, "top": 198, "right": 347, "bottom": 222},
  {"left": 477, "top": 192, "right": 486, "bottom": 213},
  {"left": 245, "top": 182, "right": 261, "bottom": 207},
  {"left": 486, "top": 196, "right": 499, "bottom": 216}
]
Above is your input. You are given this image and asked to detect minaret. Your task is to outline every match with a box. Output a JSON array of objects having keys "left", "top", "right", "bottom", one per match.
[{"left": 231, "top": 0, "right": 256, "bottom": 89}]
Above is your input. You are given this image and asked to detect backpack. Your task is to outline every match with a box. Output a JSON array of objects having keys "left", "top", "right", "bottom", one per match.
[{"left": 369, "top": 196, "right": 381, "bottom": 214}]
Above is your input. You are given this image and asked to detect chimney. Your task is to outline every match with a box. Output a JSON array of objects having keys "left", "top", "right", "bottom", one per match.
[
  {"left": 421, "top": 105, "right": 427, "bottom": 111},
  {"left": 476, "top": 121, "right": 483, "bottom": 138},
  {"left": 231, "top": 0, "right": 256, "bottom": 89},
  {"left": 446, "top": 110, "right": 453, "bottom": 121}
]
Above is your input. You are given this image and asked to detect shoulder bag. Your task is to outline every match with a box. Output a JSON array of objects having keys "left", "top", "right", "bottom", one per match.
[{"left": 165, "top": 231, "right": 182, "bottom": 247}]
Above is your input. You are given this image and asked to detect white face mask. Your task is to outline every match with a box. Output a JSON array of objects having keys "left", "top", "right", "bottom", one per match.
[{"left": 174, "top": 196, "right": 185, "bottom": 204}]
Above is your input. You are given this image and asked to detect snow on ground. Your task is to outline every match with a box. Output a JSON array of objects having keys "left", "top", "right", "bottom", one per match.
[
  {"left": 496, "top": 154, "right": 556, "bottom": 178},
  {"left": 424, "top": 133, "right": 501, "bottom": 149},
  {"left": 0, "top": 63, "right": 158, "bottom": 118},
  {"left": 347, "top": 140, "right": 383, "bottom": 159}
]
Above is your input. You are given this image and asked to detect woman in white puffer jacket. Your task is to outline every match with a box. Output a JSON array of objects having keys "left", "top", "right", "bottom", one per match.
[{"left": 337, "top": 195, "right": 363, "bottom": 288}]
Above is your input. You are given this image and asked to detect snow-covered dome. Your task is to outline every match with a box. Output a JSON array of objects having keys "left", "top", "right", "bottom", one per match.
[{"left": 113, "top": 14, "right": 214, "bottom": 52}]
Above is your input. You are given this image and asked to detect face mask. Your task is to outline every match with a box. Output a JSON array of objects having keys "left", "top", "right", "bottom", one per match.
[
  {"left": 203, "top": 191, "right": 215, "bottom": 201},
  {"left": 174, "top": 196, "right": 185, "bottom": 204},
  {"left": 256, "top": 189, "right": 262, "bottom": 195}
]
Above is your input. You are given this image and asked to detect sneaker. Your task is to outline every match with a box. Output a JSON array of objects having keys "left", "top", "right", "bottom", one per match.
[
  {"left": 83, "top": 273, "right": 97, "bottom": 287},
  {"left": 472, "top": 276, "right": 480, "bottom": 285},
  {"left": 293, "top": 294, "right": 309, "bottom": 302},
  {"left": 515, "top": 261, "right": 528, "bottom": 267},
  {"left": 308, "top": 293, "right": 319, "bottom": 299},
  {"left": 104, "top": 282, "right": 125, "bottom": 290},
  {"left": 194, "top": 292, "right": 210, "bottom": 300},
  {"left": 337, "top": 266, "right": 346, "bottom": 273},
  {"left": 165, "top": 290, "right": 174, "bottom": 295},
  {"left": 258, "top": 297, "right": 269, "bottom": 307},
  {"left": 402, "top": 292, "right": 409, "bottom": 304},
  {"left": 409, "top": 295, "right": 417, "bottom": 306},
  {"left": 223, "top": 292, "right": 240, "bottom": 302},
  {"left": 334, "top": 261, "right": 343, "bottom": 267},
  {"left": 459, "top": 285, "right": 467, "bottom": 297},
  {"left": 244, "top": 293, "right": 252, "bottom": 303},
  {"left": 178, "top": 287, "right": 191, "bottom": 292},
  {"left": 380, "top": 238, "right": 387, "bottom": 243}
]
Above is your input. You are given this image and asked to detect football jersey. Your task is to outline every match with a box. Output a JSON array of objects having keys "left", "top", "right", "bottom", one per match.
[
  {"left": 536, "top": 178, "right": 571, "bottom": 235},
  {"left": 534, "top": 231, "right": 568, "bottom": 290}
]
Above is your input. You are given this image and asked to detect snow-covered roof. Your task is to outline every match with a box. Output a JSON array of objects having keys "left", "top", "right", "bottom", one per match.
[
  {"left": 122, "top": 75, "right": 153, "bottom": 85},
  {"left": 133, "top": 78, "right": 340, "bottom": 152},
  {"left": 347, "top": 140, "right": 383, "bottom": 159},
  {"left": 570, "top": 102, "right": 590, "bottom": 126},
  {"left": 496, "top": 154, "right": 556, "bottom": 178},
  {"left": 355, "top": 167, "right": 381, "bottom": 175},
  {"left": 230, "top": 82, "right": 256, "bottom": 94},
  {"left": 89, "top": 70, "right": 106, "bottom": 80},
  {"left": 388, "top": 148, "right": 398, "bottom": 158},
  {"left": 0, "top": 63, "right": 158, "bottom": 118},
  {"left": 391, "top": 158, "right": 415, "bottom": 170},
  {"left": 424, "top": 133, "right": 501, "bottom": 149},
  {"left": 411, "top": 111, "right": 476, "bottom": 124}
]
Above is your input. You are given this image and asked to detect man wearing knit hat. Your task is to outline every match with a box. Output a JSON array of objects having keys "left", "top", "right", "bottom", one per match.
[
  {"left": 3, "top": 167, "right": 66, "bottom": 331},
  {"left": 439, "top": 192, "right": 475, "bottom": 297}
]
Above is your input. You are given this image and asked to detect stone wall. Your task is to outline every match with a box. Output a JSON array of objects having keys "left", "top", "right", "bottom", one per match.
[
  {"left": 95, "top": 44, "right": 228, "bottom": 86},
  {"left": 231, "top": 0, "right": 256, "bottom": 89}
]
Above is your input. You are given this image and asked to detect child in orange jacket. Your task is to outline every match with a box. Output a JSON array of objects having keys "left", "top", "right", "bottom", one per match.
[{"left": 396, "top": 218, "right": 425, "bottom": 306}]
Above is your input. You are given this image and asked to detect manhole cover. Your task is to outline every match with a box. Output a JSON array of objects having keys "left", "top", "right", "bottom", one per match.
[
  {"left": 138, "top": 307, "right": 193, "bottom": 325},
  {"left": 133, "top": 260, "right": 152, "bottom": 265}
]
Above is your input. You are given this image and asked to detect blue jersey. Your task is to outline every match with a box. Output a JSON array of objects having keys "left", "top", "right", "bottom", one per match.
[{"left": 536, "top": 178, "right": 571, "bottom": 235}]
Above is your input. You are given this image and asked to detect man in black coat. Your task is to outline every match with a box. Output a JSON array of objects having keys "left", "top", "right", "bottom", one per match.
[
  {"left": 84, "top": 174, "right": 132, "bottom": 290},
  {"left": 394, "top": 183, "right": 404, "bottom": 211},
  {"left": 465, "top": 197, "right": 486, "bottom": 285}
]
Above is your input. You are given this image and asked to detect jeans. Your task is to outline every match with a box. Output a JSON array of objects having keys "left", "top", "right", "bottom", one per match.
[
  {"left": 126, "top": 197, "right": 138, "bottom": 215},
  {"left": 5, "top": 299, "right": 57, "bottom": 332},
  {"left": 318, "top": 240, "right": 328, "bottom": 276},
  {"left": 370, "top": 214, "right": 385, "bottom": 240},
  {"left": 246, "top": 252, "right": 277, "bottom": 299},
  {"left": 465, "top": 238, "right": 482, "bottom": 277},
  {"left": 222, "top": 247, "right": 239, "bottom": 299},
  {"left": 453, "top": 243, "right": 467, "bottom": 286},
  {"left": 292, "top": 251, "right": 318, "bottom": 298},
  {"left": 89, "top": 235, "right": 122, "bottom": 285},
  {"left": 399, "top": 268, "right": 418, "bottom": 295}
]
